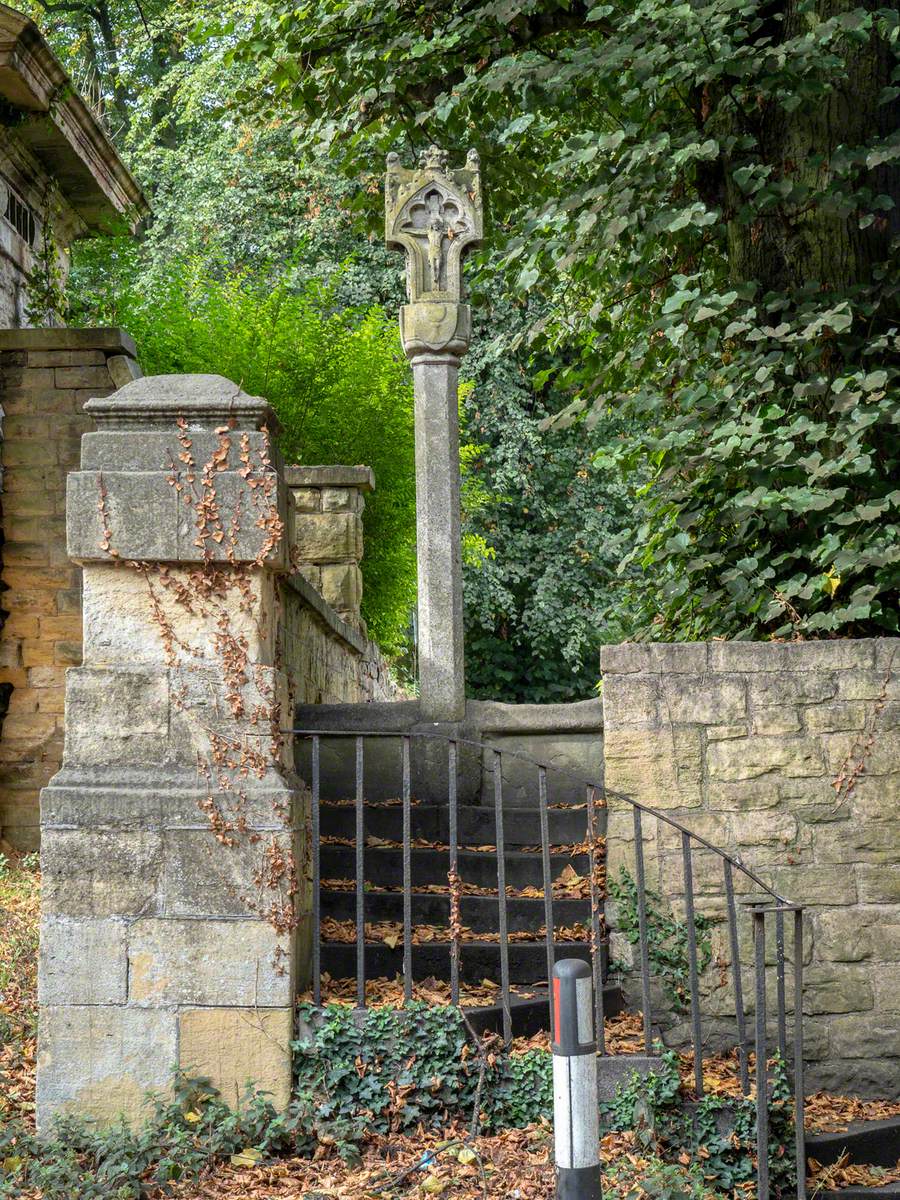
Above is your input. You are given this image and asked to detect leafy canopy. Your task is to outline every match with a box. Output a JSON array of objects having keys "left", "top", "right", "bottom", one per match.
[{"left": 235, "top": 0, "right": 900, "bottom": 639}]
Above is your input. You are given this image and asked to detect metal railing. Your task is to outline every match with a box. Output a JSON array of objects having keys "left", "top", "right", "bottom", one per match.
[{"left": 296, "top": 728, "right": 807, "bottom": 1200}]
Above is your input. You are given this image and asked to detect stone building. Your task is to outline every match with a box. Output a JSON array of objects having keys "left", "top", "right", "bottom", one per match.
[
  {"left": 0, "top": 5, "right": 149, "bottom": 850},
  {"left": 0, "top": 3, "right": 147, "bottom": 324}
]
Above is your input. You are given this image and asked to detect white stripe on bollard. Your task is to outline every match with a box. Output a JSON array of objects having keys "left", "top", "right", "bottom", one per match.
[{"left": 552, "top": 958, "right": 603, "bottom": 1200}]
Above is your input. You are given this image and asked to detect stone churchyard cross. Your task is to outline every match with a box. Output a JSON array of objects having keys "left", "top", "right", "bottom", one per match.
[{"left": 386, "top": 145, "right": 483, "bottom": 721}]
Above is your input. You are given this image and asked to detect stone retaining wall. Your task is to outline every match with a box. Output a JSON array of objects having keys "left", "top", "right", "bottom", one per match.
[{"left": 601, "top": 639, "right": 900, "bottom": 1096}]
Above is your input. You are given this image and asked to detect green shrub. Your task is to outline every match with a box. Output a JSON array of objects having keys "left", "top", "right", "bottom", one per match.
[{"left": 70, "top": 251, "right": 416, "bottom": 657}]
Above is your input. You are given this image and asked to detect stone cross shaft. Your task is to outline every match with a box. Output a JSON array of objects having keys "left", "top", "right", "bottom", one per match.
[{"left": 386, "top": 145, "right": 483, "bottom": 721}]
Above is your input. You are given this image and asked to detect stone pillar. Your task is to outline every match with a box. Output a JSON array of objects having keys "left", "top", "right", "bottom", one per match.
[
  {"left": 285, "top": 464, "right": 372, "bottom": 632},
  {"left": 386, "top": 146, "right": 483, "bottom": 722},
  {"left": 0, "top": 328, "right": 141, "bottom": 851},
  {"left": 37, "top": 374, "right": 304, "bottom": 1129}
]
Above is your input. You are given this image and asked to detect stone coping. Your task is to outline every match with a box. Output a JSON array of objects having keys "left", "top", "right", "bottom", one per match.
[
  {"left": 293, "top": 696, "right": 604, "bottom": 734},
  {"left": 600, "top": 637, "right": 899, "bottom": 674},
  {"left": 284, "top": 465, "right": 375, "bottom": 492},
  {"left": 0, "top": 327, "right": 138, "bottom": 356},
  {"left": 84, "top": 375, "right": 279, "bottom": 431},
  {"left": 284, "top": 571, "right": 369, "bottom": 657}
]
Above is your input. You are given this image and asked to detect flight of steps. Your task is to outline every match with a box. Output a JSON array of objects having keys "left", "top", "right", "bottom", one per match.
[{"left": 317, "top": 791, "right": 624, "bottom": 1035}]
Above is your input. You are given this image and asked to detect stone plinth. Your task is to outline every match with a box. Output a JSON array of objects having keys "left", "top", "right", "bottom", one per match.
[{"left": 37, "top": 374, "right": 304, "bottom": 1129}]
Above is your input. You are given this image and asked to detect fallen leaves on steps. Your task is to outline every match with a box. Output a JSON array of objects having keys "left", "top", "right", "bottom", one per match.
[
  {"left": 319, "top": 918, "right": 591, "bottom": 947},
  {"left": 808, "top": 1151, "right": 900, "bottom": 1192}
]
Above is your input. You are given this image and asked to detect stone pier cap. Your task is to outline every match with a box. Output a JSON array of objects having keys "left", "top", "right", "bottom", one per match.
[{"left": 67, "top": 373, "right": 289, "bottom": 568}]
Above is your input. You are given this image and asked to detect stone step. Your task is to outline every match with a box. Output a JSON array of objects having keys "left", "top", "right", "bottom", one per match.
[
  {"left": 320, "top": 889, "right": 591, "bottom": 932},
  {"left": 806, "top": 1116, "right": 900, "bottom": 1171},
  {"left": 320, "top": 939, "right": 601, "bottom": 983},
  {"left": 320, "top": 802, "right": 596, "bottom": 847},
  {"left": 466, "top": 984, "right": 626, "bottom": 1039},
  {"left": 319, "top": 844, "right": 590, "bottom": 890}
]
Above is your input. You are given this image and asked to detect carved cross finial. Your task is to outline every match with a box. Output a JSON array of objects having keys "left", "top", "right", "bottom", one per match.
[
  {"left": 385, "top": 146, "right": 483, "bottom": 307},
  {"left": 419, "top": 144, "right": 449, "bottom": 173}
]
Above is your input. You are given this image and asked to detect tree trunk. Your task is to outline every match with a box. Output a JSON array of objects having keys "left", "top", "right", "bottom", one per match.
[{"left": 724, "top": 0, "right": 898, "bottom": 302}]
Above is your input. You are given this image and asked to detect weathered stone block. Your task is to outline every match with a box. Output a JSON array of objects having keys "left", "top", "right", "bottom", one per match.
[
  {"left": 599, "top": 643, "right": 653, "bottom": 674},
  {"left": 782, "top": 640, "right": 876, "bottom": 671},
  {"left": 749, "top": 673, "right": 838, "bottom": 706},
  {"left": 705, "top": 723, "right": 748, "bottom": 740},
  {"left": 873, "top": 965, "right": 900, "bottom": 1012},
  {"left": 40, "top": 828, "right": 163, "bottom": 917},
  {"left": 64, "top": 667, "right": 170, "bottom": 766},
  {"left": 321, "top": 563, "right": 362, "bottom": 613},
  {"left": 604, "top": 727, "right": 702, "bottom": 808},
  {"left": 55, "top": 365, "right": 119, "bottom": 389},
  {"left": 127, "top": 918, "right": 292, "bottom": 1008},
  {"left": 291, "top": 487, "right": 321, "bottom": 513},
  {"left": 708, "top": 642, "right": 787, "bottom": 673},
  {"left": 178, "top": 1007, "right": 293, "bottom": 1110},
  {"left": 601, "top": 673, "right": 659, "bottom": 729},
  {"left": 766, "top": 865, "right": 858, "bottom": 907},
  {"left": 293, "top": 512, "right": 363, "bottom": 563},
  {"left": 813, "top": 823, "right": 897, "bottom": 866},
  {"left": 321, "top": 487, "right": 355, "bottom": 511},
  {"left": 731, "top": 811, "right": 798, "bottom": 848},
  {"left": 835, "top": 670, "right": 900, "bottom": 701},
  {"left": 161, "top": 828, "right": 296, "bottom": 918},
  {"left": 804, "top": 703, "right": 869, "bottom": 734},
  {"left": 646, "top": 643, "right": 708, "bottom": 674},
  {"left": 857, "top": 866, "right": 900, "bottom": 904},
  {"left": 706, "top": 736, "right": 824, "bottom": 782},
  {"left": 804, "top": 965, "right": 874, "bottom": 1014},
  {"left": 817, "top": 907, "right": 873, "bottom": 962},
  {"left": 661, "top": 674, "right": 746, "bottom": 725},
  {"left": 751, "top": 707, "right": 803, "bottom": 735},
  {"left": 38, "top": 916, "right": 127, "bottom": 1005},
  {"left": 37, "top": 1006, "right": 177, "bottom": 1130}
]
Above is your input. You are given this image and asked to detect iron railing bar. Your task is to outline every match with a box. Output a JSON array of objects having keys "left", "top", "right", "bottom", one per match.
[
  {"left": 311, "top": 735, "right": 321, "bottom": 1007},
  {"left": 402, "top": 735, "right": 412, "bottom": 1003},
  {"left": 291, "top": 728, "right": 785, "bottom": 902},
  {"left": 754, "top": 906, "right": 769, "bottom": 1200},
  {"left": 493, "top": 750, "right": 512, "bottom": 1045},
  {"left": 794, "top": 908, "right": 807, "bottom": 1200},
  {"left": 681, "top": 832, "right": 704, "bottom": 1098},
  {"left": 538, "top": 765, "right": 555, "bottom": 1034},
  {"left": 776, "top": 907, "right": 787, "bottom": 1064},
  {"left": 355, "top": 735, "right": 365, "bottom": 1009},
  {"left": 449, "top": 739, "right": 460, "bottom": 1007},
  {"left": 724, "top": 859, "right": 750, "bottom": 1095},
  {"left": 632, "top": 807, "right": 654, "bottom": 1054},
  {"left": 586, "top": 784, "right": 606, "bottom": 1055}
]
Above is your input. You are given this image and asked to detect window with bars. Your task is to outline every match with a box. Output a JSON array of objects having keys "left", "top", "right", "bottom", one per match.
[{"left": 1, "top": 180, "right": 37, "bottom": 246}]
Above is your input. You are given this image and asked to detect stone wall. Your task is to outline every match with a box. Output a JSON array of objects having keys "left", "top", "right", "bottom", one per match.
[
  {"left": 0, "top": 328, "right": 140, "bottom": 851},
  {"left": 601, "top": 639, "right": 900, "bottom": 1097},
  {"left": 285, "top": 465, "right": 371, "bottom": 634}
]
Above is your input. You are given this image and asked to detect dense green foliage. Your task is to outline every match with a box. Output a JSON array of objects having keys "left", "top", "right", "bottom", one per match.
[
  {"left": 73, "top": 252, "right": 417, "bottom": 655},
  {"left": 41, "top": 0, "right": 624, "bottom": 695},
  {"left": 238, "top": 0, "right": 900, "bottom": 640}
]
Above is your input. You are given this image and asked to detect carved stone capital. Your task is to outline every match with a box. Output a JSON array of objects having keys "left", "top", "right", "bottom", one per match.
[
  {"left": 385, "top": 145, "right": 483, "bottom": 325},
  {"left": 399, "top": 301, "right": 471, "bottom": 361}
]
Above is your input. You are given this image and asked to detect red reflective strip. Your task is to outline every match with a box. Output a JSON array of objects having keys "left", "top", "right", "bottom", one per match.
[{"left": 553, "top": 975, "right": 561, "bottom": 1042}]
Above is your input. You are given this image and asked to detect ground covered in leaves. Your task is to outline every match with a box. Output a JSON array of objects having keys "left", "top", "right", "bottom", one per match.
[{"left": 3, "top": 860, "right": 900, "bottom": 1199}]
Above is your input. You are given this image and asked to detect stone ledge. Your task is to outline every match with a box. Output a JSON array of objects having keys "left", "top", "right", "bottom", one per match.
[
  {"left": 284, "top": 571, "right": 369, "bottom": 656},
  {"left": 0, "top": 327, "right": 138, "bottom": 357},
  {"left": 284, "top": 464, "right": 375, "bottom": 491}
]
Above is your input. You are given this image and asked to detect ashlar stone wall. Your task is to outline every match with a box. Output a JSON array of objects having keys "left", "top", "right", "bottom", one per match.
[{"left": 601, "top": 638, "right": 899, "bottom": 1097}]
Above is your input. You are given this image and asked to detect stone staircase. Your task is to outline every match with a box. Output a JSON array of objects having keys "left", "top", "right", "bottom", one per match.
[{"left": 315, "top": 789, "right": 622, "bottom": 1035}]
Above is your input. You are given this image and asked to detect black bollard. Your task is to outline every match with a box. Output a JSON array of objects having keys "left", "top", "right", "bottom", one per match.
[{"left": 552, "top": 958, "right": 603, "bottom": 1200}]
